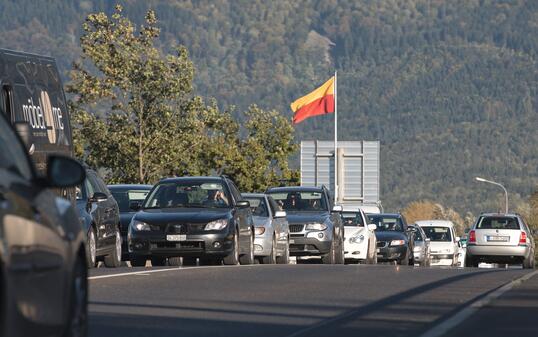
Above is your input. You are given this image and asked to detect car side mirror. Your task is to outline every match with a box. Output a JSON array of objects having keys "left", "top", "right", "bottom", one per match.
[
  {"left": 455, "top": 236, "right": 461, "bottom": 242},
  {"left": 274, "top": 211, "right": 287, "bottom": 218},
  {"left": 14, "top": 121, "right": 35, "bottom": 154},
  {"left": 130, "top": 201, "right": 142, "bottom": 211},
  {"left": 236, "top": 200, "right": 250, "bottom": 209},
  {"left": 332, "top": 205, "right": 343, "bottom": 213},
  {"left": 90, "top": 191, "right": 108, "bottom": 202},
  {"left": 367, "top": 224, "right": 377, "bottom": 231},
  {"left": 45, "top": 155, "right": 86, "bottom": 188}
]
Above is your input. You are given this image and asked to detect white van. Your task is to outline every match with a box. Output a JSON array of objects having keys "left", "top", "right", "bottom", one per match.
[{"left": 416, "top": 220, "right": 460, "bottom": 267}]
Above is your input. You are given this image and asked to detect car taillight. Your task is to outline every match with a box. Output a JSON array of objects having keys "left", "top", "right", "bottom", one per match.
[
  {"left": 469, "top": 230, "right": 476, "bottom": 243},
  {"left": 519, "top": 231, "right": 527, "bottom": 245}
]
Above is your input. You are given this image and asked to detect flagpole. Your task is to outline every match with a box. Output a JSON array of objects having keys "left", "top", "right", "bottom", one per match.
[{"left": 334, "top": 70, "right": 338, "bottom": 204}]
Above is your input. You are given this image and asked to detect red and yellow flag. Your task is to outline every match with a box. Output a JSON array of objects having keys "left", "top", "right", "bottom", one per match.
[{"left": 290, "top": 76, "right": 335, "bottom": 124}]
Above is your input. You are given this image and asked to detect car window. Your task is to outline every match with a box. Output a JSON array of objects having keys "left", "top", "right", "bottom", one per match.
[
  {"left": 267, "top": 191, "right": 328, "bottom": 212},
  {"left": 243, "top": 197, "right": 269, "bottom": 217},
  {"left": 84, "top": 179, "right": 95, "bottom": 199},
  {"left": 111, "top": 189, "right": 150, "bottom": 212},
  {"left": 477, "top": 217, "right": 520, "bottom": 230},
  {"left": 0, "top": 115, "right": 33, "bottom": 180},
  {"left": 87, "top": 172, "right": 104, "bottom": 194},
  {"left": 422, "top": 226, "right": 452, "bottom": 242},
  {"left": 413, "top": 228, "right": 424, "bottom": 241},
  {"left": 227, "top": 181, "right": 241, "bottom": 204},
  {"left": 144, "top": 180, "right": 231, "bottom": 209},
  {"left": 341, "top": 212, "right": 365, "bottom": 227},
  {"left": 367, "top": 215, "right": 403, "bottom": 232}
]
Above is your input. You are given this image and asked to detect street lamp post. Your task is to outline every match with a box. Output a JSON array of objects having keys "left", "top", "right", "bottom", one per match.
[{"left": 475, "top": 177, "right": 508, "bottom": 214}]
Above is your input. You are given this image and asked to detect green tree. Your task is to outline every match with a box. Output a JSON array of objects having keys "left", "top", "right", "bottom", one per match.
[{"left": 68, "top": 5, "right": 203, "bottom": 183}]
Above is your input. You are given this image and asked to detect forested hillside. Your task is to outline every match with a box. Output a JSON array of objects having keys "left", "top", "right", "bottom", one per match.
[{"left": 1, "top": 0, "right": 537, "bottom": 215}]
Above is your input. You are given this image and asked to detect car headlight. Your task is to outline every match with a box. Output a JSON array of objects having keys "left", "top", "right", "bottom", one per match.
[
  {"left": 255, "top": 227, "right": 266, "bottom": 235},
  {"left": 131, "top": 220, "right": 151, "bottom": 231},
  {"left": 390, "top": 240, "right": 406, "bottom": 246},
  {"left": 350, "top": 235, "right": 365, "bottom": 243},
  {"left": 205, "top": 219, "right": 229, "bottom": 231},
  {"left": 305, "top": 223, "right": 327, "bottom": 231}
]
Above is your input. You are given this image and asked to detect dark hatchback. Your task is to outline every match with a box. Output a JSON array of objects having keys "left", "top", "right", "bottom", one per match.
[
  {"left": 128, "top": 176, "right": 255, "bottom": 267},
  {"left": 108, "top": 184, "right": 152, "bottom": 260},
  {"left": 266, "top": 186, "right": 345, "bottom": 264},
  {"left": 367, "top": 213, "right": 415, "bottom": 265},
  {"left": 76, "top": 169, "right": 121, "bottom": 268}
]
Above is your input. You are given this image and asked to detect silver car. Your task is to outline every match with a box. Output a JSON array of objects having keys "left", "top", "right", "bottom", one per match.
[
  {"left": 466, "top": 213, "right": 535, "bottom": 268},
  {"left": 411, "top": 224, "right": 431, "bottom": 267},
  {"left": 242, "top": 193, "right": 290, "bottom": 264}
]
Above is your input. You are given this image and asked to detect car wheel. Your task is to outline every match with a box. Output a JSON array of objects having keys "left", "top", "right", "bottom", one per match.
[
  {"left": 167, "top": 257, "right": 181, "bottom": 267},
  {"left": 262, "top": 235, "right": 277, "bottom": 264},
  {"left": 150, "top": 257, "right": 167, "bottom": 267},
  {"left": 239, "top": 232, "right": 255, "bottom": 265},
  {"left": 335, "top": 235, "right": 345, "bottom": 264},
  {"left": 130, "top": 256, "right": 147, "bottom": 267},
  {"left": 321, "top": 237, "right": 336, "bottom": 264},
  {"left": 86, "top": 228, "right": 97, "bottom": 269},
  {"left": 199, "top": 257, "right": 222, "bottom": 266},
  {"left": 523, "top": 253, "right": 535, "bottom": 269},
  {"left": 182, "top": 257, "right": 197, "bottom": 266},
  {"left": 398, "top": 249, "right": 409, "bottom": 265},
  {"left": 63, "top": 255, "right": 88, "bottom": 337},
  {"left": 276, "top": 237, "right": 290, "bottom": 264},
  {"left": 223, "top": 230, "right": 240, "bottom": 265},
  {"left": 104, "top": 229, "right": 122, "bottom": 268},
  {"left": 465, "top": 255, "right": 478, "bottom": 268}
]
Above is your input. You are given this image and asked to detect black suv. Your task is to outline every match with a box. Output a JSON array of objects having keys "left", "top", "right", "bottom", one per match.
[
  {"left": 265, "top": 186, "right": 345, "bottom": 264},
  {"left": 128, "top": 176, "right": 255, "bottom": 266},
  {"left": 367, "top": 213, "right": 415, "bottom": 265},
  {"left": 76, "top": 168, "right": 121, "bottom": 268}
]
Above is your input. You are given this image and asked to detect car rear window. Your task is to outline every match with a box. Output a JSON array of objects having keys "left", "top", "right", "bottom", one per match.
[{"left": 477, "top": 217, "right": 520, "bottom": 230}]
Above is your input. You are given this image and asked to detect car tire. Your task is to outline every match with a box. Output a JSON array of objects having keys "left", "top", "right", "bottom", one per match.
[
  {"left": 321, "top": 238, "right": 336, "bottom": 264},
  {"left": 86, "top": 227, "right": 97, "bottom": 269},
  {"left": 398, "top": 249, "right": 409, "bottom": 265},
  {"left": 335, "top": 235, "right": 345, "bottom": 264},
  {"left": 239, "top": 232, "right": 255, "bottom": 265},
  {"left": 167, "top": 257, "right": 181, "bottom": 267},
  {"left": 261, "top": 235, "right": 277, "bottom": 264},
  {"left": 465, "top": 255, "right": 478, "bottom": 268},
  {"left": 523, "top": 253, "right": 535, "bottom": 269},
  {"left": 182, "top": 257, "right": 197, "bottom": 266},
  {"left": 276, "top": 237, "right": 290, "bottom": 264},
  {"left": 63, "top": 255, "right": 88, "bottom": 337},
  {"left": 223, "top": 230, "right": 240, "bottom": 265},
  {"left": 104, "top": 230, "right": 122, "bottom": 268},
  {"left": 150, "top": 257, "right": 167, "bottom": 267},
  {"left": 130, "top": 256, "right": 147, "bottom": 267}
]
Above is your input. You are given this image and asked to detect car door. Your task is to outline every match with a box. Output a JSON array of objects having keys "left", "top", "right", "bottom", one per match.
[
  {"left": 0, "top": 117, "right": 68, "bottom": 331},
  {"left": 86, "top": 172, "right": 114, "bottom": 248},
  {"left": 267, "top": 196, "right": 286, "bottom": 249},
  {"left": 94, "top": 173, "right": 119, "bottom": 245},
  {"left": 324, "top": 187, "right": 342, "bottom": 240},
  {"left": 227, "top": 181, "right": 251, "bottom": 250}
]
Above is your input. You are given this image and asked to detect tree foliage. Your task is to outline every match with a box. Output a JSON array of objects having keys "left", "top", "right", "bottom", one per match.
[
  {"left": 68, "top": 6, "right": 298, "bottom": 189},
  {"left": 402, "top": 200, "right": 465, "bottom": 235}
]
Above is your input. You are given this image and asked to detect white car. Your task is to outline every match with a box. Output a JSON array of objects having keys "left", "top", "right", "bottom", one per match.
[
  {"left": 416, "top": 220, "right": 460, "bottom": 267},
  {"left": 342, "top": 208, "right": 377, "bottom": 264}
]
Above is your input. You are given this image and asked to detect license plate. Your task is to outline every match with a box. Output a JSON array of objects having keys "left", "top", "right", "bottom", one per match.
[
  {"left": 376, "top": 248, "right": 381, "bottom": 253},
  {"left": 166, "top": 234, "right": 186, "bottom": 241},
  {"left": 289, "top": 239, "right": 295, "bottom": 244},
  {"left": 487, "top": 236, "right": 509, "bottom": 242}
]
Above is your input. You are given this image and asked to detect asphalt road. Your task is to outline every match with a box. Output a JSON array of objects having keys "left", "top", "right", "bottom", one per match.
[{"left": 88, "top": 264, "right": 535, "bottom": 337}]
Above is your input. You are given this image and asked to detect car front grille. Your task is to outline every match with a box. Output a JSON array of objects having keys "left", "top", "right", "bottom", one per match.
[
  {"left": 377, "top": 241, "right": 388, "bottom": 248},
  {"left": 289, "top": 224, "right": 304, "bottom": 233}
]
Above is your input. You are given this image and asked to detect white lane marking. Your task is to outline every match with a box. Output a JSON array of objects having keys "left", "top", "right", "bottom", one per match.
[
  {"left": 418, "top": 270, "right": 538, "bottom": 337},
  {"left": 88, "top": 264, "right": 257, "bottom": 280}
]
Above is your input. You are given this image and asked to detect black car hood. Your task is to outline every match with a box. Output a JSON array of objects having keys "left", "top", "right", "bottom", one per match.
[
  {"left": 375, "top": 231, "right": 408, "bottom": 242},
  {"left": 134, "top": 208, "right": 232, "bottom": 225},
  {"left": 285, "top": 211, "right": 330, "bottom": 225}
]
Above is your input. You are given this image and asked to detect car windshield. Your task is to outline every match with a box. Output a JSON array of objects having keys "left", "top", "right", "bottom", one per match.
[
  {"left": 477, "top": 217, "right": 520, "bottom": 230},
  {"left": 367, "top": 215, "right": 403, "bottom": 232},
  {"left": 267, "top": 191, "right": 328, "bottom": 212},
  {"left": 111, "top": 189, "right": 150, "bottom": 212},
  {"left": 244, "top": 196, "right": 269, "bottom": 217},
  {"left": 422, "top": 226, "right": 452, "bottom": 242},
  {"left": 143, "top": 181, "right": 230, "bottom": 209},
  {"left": 341, "top": 212, "right": 364, "bottom": 227}
]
